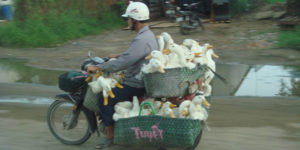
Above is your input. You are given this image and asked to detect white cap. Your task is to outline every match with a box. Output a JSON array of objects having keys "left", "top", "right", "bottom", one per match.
[{"left": 122, "top": 1, "right": 150, "bottom": 21}]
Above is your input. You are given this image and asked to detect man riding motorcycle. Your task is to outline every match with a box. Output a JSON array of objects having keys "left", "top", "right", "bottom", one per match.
[{"left": 87, "top": 2, "right": 159, "bottom": 149}]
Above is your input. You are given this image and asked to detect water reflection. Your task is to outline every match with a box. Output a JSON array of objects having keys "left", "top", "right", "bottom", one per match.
[
  {"left": 0, "top": 58, "right": 299, "bottom": 97},
  {"left": 0, "top": 58, "right": 63, "bottom": 85},
  {"left": 213, "top": 64, "right": 300, "bottom": 97},
  {"left": 0, "top": 97, "right": 54, "bottom": 105}
]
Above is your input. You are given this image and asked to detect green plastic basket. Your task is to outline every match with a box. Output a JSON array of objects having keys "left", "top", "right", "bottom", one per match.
[
  {"left": 114, "top": 102, "right": 203, "bottom": 147},
  {"left": 143, "top": 65, "right": 206, "bottom": 98}
]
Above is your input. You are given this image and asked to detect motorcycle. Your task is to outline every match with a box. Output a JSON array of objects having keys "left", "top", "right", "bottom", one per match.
[
  {"left": 164, "top": 0, "right": 178, "bottom": 22},
  {"left": 47, "top": 51, "right": 107, "bottom": 145},
  {"left": 175, "top": 1, "right": 205, "bottom": 35},
  {"left": 46, "top": 52, "right": 203, "bottom": 149}
]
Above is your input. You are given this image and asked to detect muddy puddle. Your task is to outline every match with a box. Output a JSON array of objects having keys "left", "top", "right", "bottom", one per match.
[
  {"left": 0, "top": 58, "right": 299, "bottom": 104},
  {"left": 0, "top": 58, "right": 64, "bottom": 85}
]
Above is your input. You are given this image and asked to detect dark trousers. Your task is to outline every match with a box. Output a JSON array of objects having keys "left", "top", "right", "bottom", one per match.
[{"left": 97, "top": 84, "right": 145, "bottom": 126}]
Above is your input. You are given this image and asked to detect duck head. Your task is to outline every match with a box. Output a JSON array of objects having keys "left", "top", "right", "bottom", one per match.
[{"left": 150, "top": 59, "right": 165, "bottom": 73}]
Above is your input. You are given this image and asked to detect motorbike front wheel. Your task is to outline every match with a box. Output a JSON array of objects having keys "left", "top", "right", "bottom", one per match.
[{"left": 47, "top": 100, "right": 91, "bottom": 145}]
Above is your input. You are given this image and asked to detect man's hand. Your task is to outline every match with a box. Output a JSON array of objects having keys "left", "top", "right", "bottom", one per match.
[
  {"left": 87, "top": 66, "right": 101, "bottom": 73},
  {"left": 108, "top": 54, "right": 120, "bottom": 59}
]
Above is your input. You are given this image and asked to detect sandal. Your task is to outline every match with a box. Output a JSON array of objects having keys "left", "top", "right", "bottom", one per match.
[{"left": 95, "top": 138, "right": 113, "bottom": 149}]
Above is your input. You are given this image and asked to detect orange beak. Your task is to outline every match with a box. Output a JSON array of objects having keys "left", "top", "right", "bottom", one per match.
[
  {"left": 145, "top": 54, "right": 152, "bottom": 60},
  {"left": 207, "top": 44, "right": 213, "bottom": 49},
  {"left": 162, "top": 48, "right": 171, "bottom": 55},
  {"left": 194, "top": 52, "right": 202, "bottom": 57},
  {"left": 182, "top": 110, "right": 188, "bottom": 116},
  {"left": 95, "top": 72, "right": 102, "bottom": 78},
  {"left": 85, "top": 75, "right": 92, "bottom": 82},
  {"left": 212, "top": 52, "right": 219, "bottom": 59},
  {"left": 169, "top": 103, "right": 177, "bottom": 108},
  {"left": 202, "top": 98, "right": 211, "bottom": 109}
]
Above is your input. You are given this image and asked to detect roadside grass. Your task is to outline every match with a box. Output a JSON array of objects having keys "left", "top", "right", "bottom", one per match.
[
  {"left": 0, "top": 11, "right": 125, "bottom": 47},
  {"left": 264, "top": 0, "right": 286, "bottom": 4},
  {"left": 0, "top": 0, "right": 126, "bottom": 47},
  {"left": 230, "top": 0, "right": 287, "bottom": 16},
  {"left": 278, "top": 25, "right": 300, "bottom": 49}
]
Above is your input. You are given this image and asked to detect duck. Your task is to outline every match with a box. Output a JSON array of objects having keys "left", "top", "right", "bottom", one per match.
[
  {"left": 178, "top": 100, "right": 192, "bottom": 118},
  {"left": 203, "top": 47, "right": 219, "bottom": 85},
  {"left": 97, "top": 76, "right": 116, "bottom": 106},
  {"left": 202, "top": 83, "right": 212, "bottom": 96},
  {"left": 164, "top": 52, "right": 181, "bottom": 68},
  {"left": 194, "top": 92, "right": 211, "bottom": 109},
  {"left": 145, "top": 50, "right": 169, "bottom": 67},
  {"left": 115, "top": 101, "right": 133, "bottom": 110},
  {"left": 157, "top": 101, "right": 176, "bottom": 118},
  {"left": 193, "top": 43, "right": 212, "bottom": 65},
  {"left": 128, "top": 96, "right": 140, "bottom": 117},
  {"left": 188, "top": 95, "right": 209, "bottom": 120},
  {"left": 162, "top": 107, "right": 176, "bottom": 118},
  {"left": 182, "top": 39, "right": 203, "bottom": 57},
  {"left": 153, "top": 100, "right": 164, "bottom": 114},
  {"left": 88, "top": 80, "right": 103, "bottom": 94},
  {"left": 161, "top": 32, "right": 174, "bottom": 48},
  {"left": 113, "top": 105, "right": 130, "bottom": 121},
  {"left": 141, "top": 59, "right": 165, "bottom": 74},
  {"left": 163, "top": 43, "right": 196, "bottom": 69},
  {"left": 157, "top": 101, "right": 176, "bottom": 116},
  {"left": 157, "top": 35, "right": 165, "bottom": 51}
]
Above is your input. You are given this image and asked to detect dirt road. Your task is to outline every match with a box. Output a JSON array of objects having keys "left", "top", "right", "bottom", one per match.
[
  {"left": 0, "top": 96, "right": 299, "bottom": 150},
  {"left": 0, "top": 19, "right": 300, "bottom": 71}
]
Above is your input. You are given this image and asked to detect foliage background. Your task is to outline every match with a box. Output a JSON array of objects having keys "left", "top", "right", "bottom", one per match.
[{"left": 0, "top": 0, "right": 127, "bottom": 47}]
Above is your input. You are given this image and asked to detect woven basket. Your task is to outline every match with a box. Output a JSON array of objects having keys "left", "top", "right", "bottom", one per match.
[
  {"left": 83, "top": 76, "right": 101, "bottom": 113},
  {"left": 114, "top": 102, "right": 203, "bottom": 147},
  {"left": 143, "top": 65, "right": 206, "bottom": 98}
]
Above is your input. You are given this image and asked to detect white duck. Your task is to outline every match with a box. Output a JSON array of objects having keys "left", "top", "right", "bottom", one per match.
[
  {"left": 188, "top": 95, "right": 209, "bottom": 120},
  {"left": 178, "top": 100, "right": 192, "bottom": 118},
  {"left": 203, "top": 48, "right": 219, "bottom": 85},
  {"left": 115, "top": 101, "right": 133, "bottom": 110},
  {"left": 128, "top": 96, "right": 140, "bottom": 117},
  {"left": 153, "top": 101, "right": 164, "bottom": 114},
  {"left": 97, "top": 76, "right": 116, "bottom": 106},
  {"left": 145, "top": 50, "right": 169, "bottom": 67},
  {"left": 202, "top": 83, "right": 212, "bottom": 96},
  {"left": 157, "top": 35, "right": 165, "bottom": 51},
  {"left": 141, "top": 59, "right": 165, "bottom": 74},
  {"left": 157, "top": 101, "right": 176, "bottom": 117},
  {"left": 88, "top": 80, "right": 103, "bottom": 94},
  {"left": 163, "top": 43, "right": 196, "bottom": 69},
  {"left": 162, "top": 107, "right": 176, "bottom": 118},
  {"left": 161, "top": 32, "right": 174, "bottom": 48},
  {"left": 182, "top": 39, "right": 203, "bottom": 57},
  {"left": 113, "top": 105, "right": 130, "bottom": 121}
]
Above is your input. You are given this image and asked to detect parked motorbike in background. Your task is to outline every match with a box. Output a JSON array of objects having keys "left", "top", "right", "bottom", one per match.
[
  {"left": 175, "top": 1, "right": 205, "bottom": 35},
  {"left": 164, "top": 0, "right": 178, "bottom": 22}
]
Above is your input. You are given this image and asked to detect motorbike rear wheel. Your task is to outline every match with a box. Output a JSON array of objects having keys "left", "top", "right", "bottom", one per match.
[
  {"left": 179, "top": 21, "right": 191, "bottom": 35},
  {"left": 47, "top": 100, "right": 91, "bottom": 145}
]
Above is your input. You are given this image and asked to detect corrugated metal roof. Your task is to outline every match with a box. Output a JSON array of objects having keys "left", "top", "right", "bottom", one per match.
[{"left": 214, "top": 0, "right": 229, "bottom": 5}]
